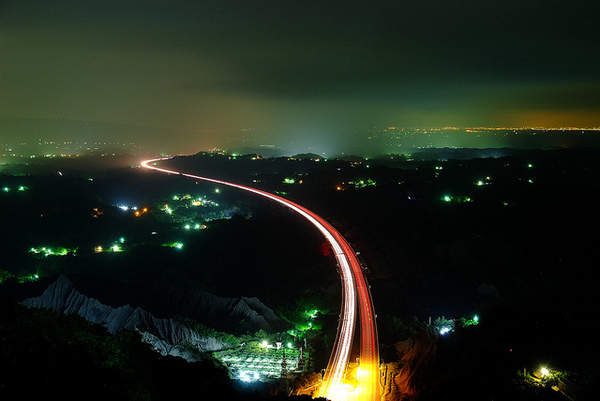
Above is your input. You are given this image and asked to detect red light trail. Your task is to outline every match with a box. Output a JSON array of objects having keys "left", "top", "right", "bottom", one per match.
[{"left": 141, "top": 158, "right": 380, "bottom": 400}]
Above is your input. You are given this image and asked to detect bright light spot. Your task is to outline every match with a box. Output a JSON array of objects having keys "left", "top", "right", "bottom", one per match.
[
  {"left": 215, "top": 188, "right": 220, "bottom": 193},
  {"left": 261, "top": 341, "right": 268, "bottom": 348},
  {"left": 324, "top": 383, "right": 357, "bottom": 401},
  {"left": 473, "top": 315, "right": 479, "bottom": 322},
  {"left": 184, "top": 224, "right": 190, "bottom": 230},
  {"left": 528, "top": 164, "right": 534, "bottom": 168},
  {"left": 95, "top": 246, "right": 103, "bottom": 253},
  {"left": 239, "top": 371, "right": 260, "bottom": 382},
  {"left": 443, "top": 195, "right": 452, "bottom": 202},
  {"left": 440, "top": 327, "right": 451, "bottom": 335},
  {"left": 541, "top": 367, "right": 549, "bottom": 376},
  {"left": 175, "top": 243, "right": 183, "bottom": 249}
]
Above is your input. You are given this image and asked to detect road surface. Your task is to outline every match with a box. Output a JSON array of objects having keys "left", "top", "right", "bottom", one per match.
[{"left": 141, "top": 158, "right": 380, "bottom": 401}]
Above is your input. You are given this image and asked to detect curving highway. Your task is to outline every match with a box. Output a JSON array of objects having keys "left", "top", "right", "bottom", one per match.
[{"left": 140, "top": 158, "right": 380, "bottom": 401}]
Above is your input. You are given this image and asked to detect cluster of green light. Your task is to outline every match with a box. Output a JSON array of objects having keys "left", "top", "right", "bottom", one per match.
[
  {"left": 94, "top": 238, "right": 126, "bottom": 253},
  {"left": 29, "top": 246, "right": 76, "bottom": 257},
  {"left": 294, "top": 320, "right": 320, "bottom": 332},
  {"left": 163, "top": 242, "right": 184, "bottom": 249},
  {"left": 183, "top": 223, "right": 206, "bottom": 230},
  {"left": 191, "top": 196, "right": 219, "bottom": 207},
  {"left": 0, "top": 270, "right": 40, "bottom": 284},
  {"left": 18, "top": 274, "right": 40, "bottom": 283},
  {"left": 435, "top": 315, "right": 479, "bottom": 335},
  {"left": 2, "top": 185, "right": 27, "bottom": 193},
  {"left": 349, "top": 179, "right": 376, "bottom": 188},
  {"left": 165, "top": 194, "right": 219, "bottom": 215},
  {"left": 0, "top": 271, "right": 15, "bottom": 284},
  {"left": 476, "top": 176, "right": 492, "bottom": 186},
  {"left": 463, "top": 314, "right": 479, "bottom": 327},
  {"left": 283, "top": 177, "right": 295, "bottom": 184},
  {"left": 442, "top": 195, "right": 472, "bottom": 203}
]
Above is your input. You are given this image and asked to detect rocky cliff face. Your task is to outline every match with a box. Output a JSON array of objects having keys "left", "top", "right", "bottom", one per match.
[
  {"left": 22, "top": 276, "right": 272, "bottom": 362},
  {"left": 381, "top": 327, "right": 440, "bottom": 401},
  {"left": 152, "top": 283, "right": 281, "bottom": 332}
]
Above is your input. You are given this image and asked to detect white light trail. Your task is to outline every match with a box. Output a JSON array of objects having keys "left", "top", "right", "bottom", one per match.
[{"left": 141, "top": 157, "right": 379, "bottom": 401}]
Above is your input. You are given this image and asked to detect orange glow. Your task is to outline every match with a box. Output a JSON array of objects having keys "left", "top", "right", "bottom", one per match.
[{"left": 506, "top": 109, "right": 600, "bottom": 128}]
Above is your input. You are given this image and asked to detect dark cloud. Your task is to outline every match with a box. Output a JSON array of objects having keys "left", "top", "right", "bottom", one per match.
[{"left": 1, "top": 1, "right": 599, "bottom": 154}]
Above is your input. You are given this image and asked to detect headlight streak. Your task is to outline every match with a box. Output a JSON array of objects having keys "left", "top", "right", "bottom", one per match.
[{"left": 141, "top": 158, "right": 379, "bottom": 401}]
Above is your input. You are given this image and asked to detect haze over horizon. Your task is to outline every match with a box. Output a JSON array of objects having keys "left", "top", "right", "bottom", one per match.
[{"left": 1, "top": 1, "right": 599, "bottom": 155}]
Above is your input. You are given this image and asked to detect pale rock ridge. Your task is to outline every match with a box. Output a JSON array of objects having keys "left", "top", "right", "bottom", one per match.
[
  {"left": 155, "top": 284, "right": 280, "bottom": 331},
  {"left": 22, "top": 276, "right": 233, "bottom": 362}
]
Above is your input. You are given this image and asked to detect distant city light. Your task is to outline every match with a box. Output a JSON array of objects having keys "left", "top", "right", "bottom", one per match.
[{"left": 29, "top": 246, "right": 75, "bottom": 257}]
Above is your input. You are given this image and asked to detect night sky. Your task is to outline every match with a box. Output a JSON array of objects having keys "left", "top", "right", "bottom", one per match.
[{"left": 1, "top": 1, "right": 599, "bottom": 154}]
